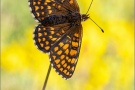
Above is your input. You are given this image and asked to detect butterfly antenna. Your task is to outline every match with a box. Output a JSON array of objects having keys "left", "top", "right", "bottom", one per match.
[
  {"left": 86, "top": 0, "right": 94, "bottom": 14},
  {"left": 89, "top": 17, "right": 104, "bottom": 33},
  {"left": 85, "top": 0, "right": 104, "bottom": 32},
  {"left": 42, "top": 64, "right": 52, "bottom": 90}
]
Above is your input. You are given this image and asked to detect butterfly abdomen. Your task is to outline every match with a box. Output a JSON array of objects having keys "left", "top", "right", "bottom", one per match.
[
  {"left": 41, "top": 15, "right": 68, "bottom": 26},
  {"left": 41, "top": 13, "right": 81, "bottom": 26}
]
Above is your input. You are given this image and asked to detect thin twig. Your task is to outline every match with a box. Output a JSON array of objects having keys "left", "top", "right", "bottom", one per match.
[{"left": 42, "top": 63, "right": 52, "bottom": 90}]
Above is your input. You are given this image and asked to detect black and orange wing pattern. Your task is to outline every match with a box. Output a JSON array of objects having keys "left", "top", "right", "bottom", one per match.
[
  {"left": 29, "top": 0, "right": 83, "bottom": 79},
  {"left": 34, "top": 23, "right": 71, "bottom": 53},
  {"left": 29, "top": 0, "right": 80, "bottom": 22},
  {"left": 50, "top": 24, "right": 82, "bottom": 78}
]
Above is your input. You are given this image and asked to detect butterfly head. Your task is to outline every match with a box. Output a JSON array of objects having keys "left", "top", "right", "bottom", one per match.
[{"left": 81, "top": 14, "right": 89, "bottom": 22}]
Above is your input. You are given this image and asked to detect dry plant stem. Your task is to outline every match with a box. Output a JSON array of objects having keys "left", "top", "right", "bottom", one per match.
[{"left": 42, "top": 64, "right": 52, "bottom": 90}]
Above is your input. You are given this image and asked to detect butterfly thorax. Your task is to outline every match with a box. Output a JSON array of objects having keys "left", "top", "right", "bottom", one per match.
[{"left": 41, "top": 13, "right": 81, "bottom": 26}]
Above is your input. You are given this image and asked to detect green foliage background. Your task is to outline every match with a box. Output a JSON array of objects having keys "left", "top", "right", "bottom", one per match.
[{"left": 1, "top": 0, "right": 134, "bottom": 90}]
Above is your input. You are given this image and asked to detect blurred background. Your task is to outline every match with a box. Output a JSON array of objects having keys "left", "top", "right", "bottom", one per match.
[{"left": 1, "top": 0, "right": 134, "bottom": 90}]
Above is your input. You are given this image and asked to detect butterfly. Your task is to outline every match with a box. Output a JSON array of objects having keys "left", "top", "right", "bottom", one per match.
[{"left": 29, "top": 0, "right": 90, "bottom": 79}]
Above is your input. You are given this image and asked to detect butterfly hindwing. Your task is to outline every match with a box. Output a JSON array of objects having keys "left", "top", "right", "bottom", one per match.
[
  {"left": 50, "top": 24, "right": 82, "bottom": 79},
  {"left": 34, "top": 23, "right": 72, "bottom": 53}
]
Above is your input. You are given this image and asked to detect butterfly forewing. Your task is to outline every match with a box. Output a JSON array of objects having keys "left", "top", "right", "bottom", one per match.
[
  {"left": 50, "top": 24, "right": 82, "bottom": 79},
  {"left": 29, "top": 0, "right": 80, "bottom": 22}
]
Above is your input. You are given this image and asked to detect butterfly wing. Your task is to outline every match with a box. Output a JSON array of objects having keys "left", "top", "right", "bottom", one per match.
[
  {"left": 34, "top": 23, "right": 71, "bottom": 53},
  {"left": 29, "top": 0, "right": 80, "bottom": 22},
  {"left": 50, "top": 24, "right": 82, "bottom": 79},
  {"left": 61, "top": 0, "right": 80, "bottom": 13}
]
